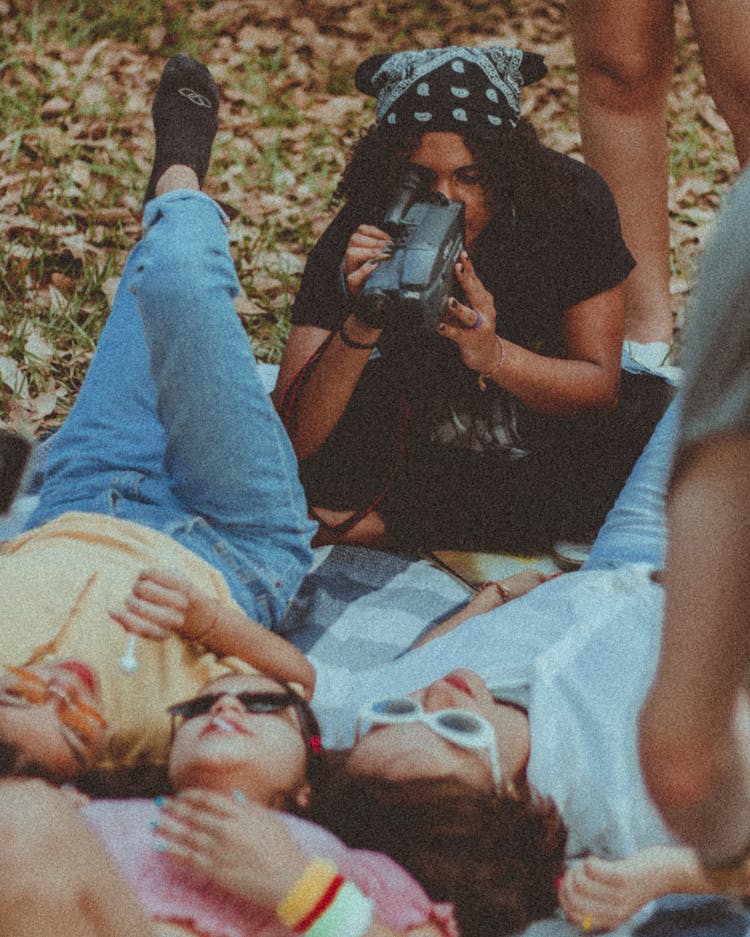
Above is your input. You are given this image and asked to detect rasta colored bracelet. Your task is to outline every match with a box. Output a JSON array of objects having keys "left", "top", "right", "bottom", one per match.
[
  {"left": 338, "top": 324, "right": 378, "bottom": 351},
  {"left": 478, "top": 335, "right": 505, "bottom": 391}
]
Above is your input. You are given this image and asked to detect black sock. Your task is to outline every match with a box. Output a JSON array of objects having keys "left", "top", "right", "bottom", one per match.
[{"left": 143, "top": 53, "right": 219, "bottom": 207}]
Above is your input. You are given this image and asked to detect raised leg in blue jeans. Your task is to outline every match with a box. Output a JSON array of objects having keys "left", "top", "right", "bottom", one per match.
[
  {"left": 27, "top": 191, "right": 316, "bottom": 628},
  {"left": 584, "top": 394, "right": 681, "bottom": 572}
]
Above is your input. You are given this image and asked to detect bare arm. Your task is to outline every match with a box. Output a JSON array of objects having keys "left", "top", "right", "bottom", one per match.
[
  {"left": 440, "top": 251, "right": 623, "bottom": 415},
  {"left": 639, "top": 435, "right": 750, "bottom": 866},
  {"left": 109, "top": 567, "right": 316, "bottom": 698},
  {"left": 0, "top": 780, "right": 157, "bottom": 937},
  {"left": 273, "top": 224, "right": 390, "bottom": 461},
  {"left": 411, "top": 568, "right": 557, "bottom": 649},
  {"left": 273, "top": 320, "right": 381, "bottom": 461}
]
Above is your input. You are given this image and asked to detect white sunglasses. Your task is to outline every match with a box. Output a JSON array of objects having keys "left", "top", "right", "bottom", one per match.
[{"left": 356, "top": 696, "right": 503, "bottom": 794}]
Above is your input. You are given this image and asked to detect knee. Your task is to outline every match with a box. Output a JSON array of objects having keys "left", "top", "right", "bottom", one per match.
[{"left": 577, "top": 47, "right": 672, "bottom": 112}]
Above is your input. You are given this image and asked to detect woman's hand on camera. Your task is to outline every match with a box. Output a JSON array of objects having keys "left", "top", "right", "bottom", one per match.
[
  {"left": 343, "top": 224, "right": 392, "bottom": 299},
  {"left": 437, "top": 251, "right": 500, "bottom": 374}
]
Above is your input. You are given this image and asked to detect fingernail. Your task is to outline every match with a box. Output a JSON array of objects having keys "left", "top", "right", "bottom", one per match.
[
  {"left": 457, "top": 263, "right": 464, "bottom": 274},
  {"left": 449, "top": 298, "right": 457, "bottom": 309},
  {"left": 368, "top": 258, "right": 379, "bottom": 266},
  {"left": 154, "top": 840, "right": 168, "bottom": 853},
  {"left": 154, "top": 795, "right": 167, "bottom": 808},
  {"left": 437, "top": 323, "right": 446, "bottom": 333},
  {"left": 148, "top": 819, "right": 160, "bottom": 830},
  {"left": 232, "top": 790, "right": 247, "bottom": 804},
  {"left": 555, "top": 876, "right": 563, "bottom": 890}
]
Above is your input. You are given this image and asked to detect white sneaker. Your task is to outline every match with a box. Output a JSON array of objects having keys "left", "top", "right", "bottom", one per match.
[{"left": 624, "top": 340, "right": 671, "bottom": 368}]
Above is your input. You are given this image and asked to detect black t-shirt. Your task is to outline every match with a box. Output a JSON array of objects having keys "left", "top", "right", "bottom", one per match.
[
  {"left": 292, "top": 150, "right": 633, "bottom": 446},
  {"left": 288, "top": 150, "right": 670, "bottom": 550}
]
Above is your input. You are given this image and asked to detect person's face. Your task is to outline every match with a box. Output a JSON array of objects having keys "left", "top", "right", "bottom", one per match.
[
  {"left": 0, "top": 661, "right": 107, "bottom": 781},
  {"left": 407, "top": 132, "right": 494, "bottom": 247},
  {"left": 347, "top": 669, "right": 515, "bottom": 794},
  {"left": 167, "top": 673, "right": 310, "bottom": 808}
]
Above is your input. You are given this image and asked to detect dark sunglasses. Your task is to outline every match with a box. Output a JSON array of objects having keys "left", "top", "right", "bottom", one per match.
[{"left": 167, "top": 690, "right": 294, "bottom": 721}]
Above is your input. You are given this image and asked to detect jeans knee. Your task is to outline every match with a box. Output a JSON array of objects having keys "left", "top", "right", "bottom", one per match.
[{"left": 135, "top": 203, "right": 238, "bottom": 310}]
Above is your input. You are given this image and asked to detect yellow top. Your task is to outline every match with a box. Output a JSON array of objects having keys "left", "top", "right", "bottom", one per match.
[{"left": 0, "top": 512, "right": 256, "bottom": 771}]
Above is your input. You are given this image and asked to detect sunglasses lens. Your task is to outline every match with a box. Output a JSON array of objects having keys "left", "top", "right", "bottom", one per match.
[
  {"left": 236, "top": 692, "right": 290, "bottom": 713},
  {"left": 436, "top": 711, "right": 484, "bottom": 735},
  {"left": 372, "top": 698, "right": 419, "bottom": 716},
  {"left": 170, "top": 694, "right": 218, "bottom": 719},
  {"left": 170, "top": 691, "right": 292, "bottom": 719}
]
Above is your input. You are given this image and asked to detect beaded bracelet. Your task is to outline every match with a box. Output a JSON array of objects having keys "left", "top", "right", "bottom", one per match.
[
  {"left": 478, "top": 335, "right": 505, "bottom": 391},
  {"left": 338, "top": 323, "right": 378, "bottom": 351}
]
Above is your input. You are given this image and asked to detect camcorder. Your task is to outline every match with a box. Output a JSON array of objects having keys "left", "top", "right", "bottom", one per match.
[
  {"left": 0, "top": 427, "right": 32, "bottom": 516},
  {"left": 358, "top": 166, "right": 465, "bottom": 331}
]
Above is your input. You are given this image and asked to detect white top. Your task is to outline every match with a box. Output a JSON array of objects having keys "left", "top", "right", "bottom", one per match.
[{"left": 311, "top": 562, "right": 672, "bottom": 858}]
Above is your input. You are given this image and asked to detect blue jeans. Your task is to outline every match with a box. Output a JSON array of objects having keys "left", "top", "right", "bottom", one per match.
[
  {"left": 584, "top": 394, "right": 681, "bottom": 572},
  {"left": 27, "top": 191, "right": 316, "bottom": 629}
]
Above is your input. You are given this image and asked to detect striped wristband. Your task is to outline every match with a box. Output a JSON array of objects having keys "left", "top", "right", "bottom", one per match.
[
  {"left": 277, "top": 859, "right": 374, "bottom": 937},
  {"left": 277, "top": 858, "right": 338, "bottom": 931}
]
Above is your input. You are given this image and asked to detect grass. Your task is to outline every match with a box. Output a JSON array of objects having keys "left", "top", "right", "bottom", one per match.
[{"left": 0, "top": 0, "right": 735, "bottom": 430}]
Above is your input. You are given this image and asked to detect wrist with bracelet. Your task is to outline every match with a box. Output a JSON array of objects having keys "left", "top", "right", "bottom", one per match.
[
  {"left": 480, "top": 581, "right": 512, "bottom": 603},
  {"left": 338, "top": 322, "right": 378, "bottom": 351},
  {"left": 478, "top": 335, "right": 505, "bottom": 391},
  {"left": 276, "top": 858, "right": 374, "bottom": 936}
]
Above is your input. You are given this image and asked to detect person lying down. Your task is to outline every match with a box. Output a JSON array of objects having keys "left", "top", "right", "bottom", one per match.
[{"left": 0, "top": 668, "right": 458, "bottom": 937}]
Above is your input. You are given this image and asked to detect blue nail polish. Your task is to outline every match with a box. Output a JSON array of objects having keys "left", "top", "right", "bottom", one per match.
[
  {"left": 154, "top": 795, "right": 167, "bottom": 807},
  {"left": 154, "top": 840, "right": 168, "bottom": 853},
  {"left": 148, "top": 819, "right": 159, "bottom": 830},
  {"left": 232, "top": 790, "right": 247, "bottom": 804}
]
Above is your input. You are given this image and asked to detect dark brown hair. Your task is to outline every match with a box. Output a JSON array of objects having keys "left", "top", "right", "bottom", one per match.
[
  {"left": 308, "top": 752, "right": 567, "bottom": 937},
  {"left": 0, "top": 739, "right": 65, "bottom": 783},
  {"left": 332, "top": 117, "right": 562, "bottom": 222}
]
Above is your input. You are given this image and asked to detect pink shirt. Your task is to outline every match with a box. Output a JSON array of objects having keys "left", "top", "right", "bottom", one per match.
[{"left": 82, "top": 800, "right": 458, "bottom": 937}]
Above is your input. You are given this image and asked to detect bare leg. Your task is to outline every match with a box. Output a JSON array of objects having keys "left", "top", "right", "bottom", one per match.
[
  {"left": 568, "top": 0, "right": 675, "bottom": 344},
  {"left": 558, "top": 845, "right": 738, "bottom": 933},
  {"left": 688, "top": 0, "right": 750, "bottom": 166},
  {"left": 155, "top": 164, "right": 200, "bottom": 196},
  {"left": 0, "top": 780, "right": 155, "bottom": 937},
  {"left": 640, "top": 437, "right": 750, "bottom": 865}
]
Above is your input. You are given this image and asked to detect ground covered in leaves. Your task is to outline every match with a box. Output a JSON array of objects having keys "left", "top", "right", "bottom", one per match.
[{"left": 0, "top": 0, "right": 739, "bottom": 432}]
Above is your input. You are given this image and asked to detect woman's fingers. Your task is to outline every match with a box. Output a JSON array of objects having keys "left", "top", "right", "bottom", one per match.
[
  {"left": 454, "top": 250, "right": 494, "bottom": 309},
  {"left": 131, "top": 576, "right": 188, "bottom": 613},
  {"left": 108, "top": 607, "right": 170, "bottom": 640},
  {"left": 343, "top": 225, "right": 393, "bottom": 297},
  {"left": 440, "top": 298, "right": 484, "bottom": 332}
]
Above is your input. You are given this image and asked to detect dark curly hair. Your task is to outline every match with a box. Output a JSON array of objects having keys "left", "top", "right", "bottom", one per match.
[
  {"left": 332, "top": 118, "right": 565, "bottom": 223},
  {"left": 308, "top": 752, "right": 567, "bottom": 937}
]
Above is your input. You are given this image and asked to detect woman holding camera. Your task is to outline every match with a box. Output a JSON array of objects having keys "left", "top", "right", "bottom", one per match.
[{"left": 274, "top": 46, "right": 672, "bottom": 552}]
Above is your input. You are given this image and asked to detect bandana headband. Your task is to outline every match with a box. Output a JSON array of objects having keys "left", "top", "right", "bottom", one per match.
[{"left": 355, "top": 46, "right": 547, "bottom": 134}]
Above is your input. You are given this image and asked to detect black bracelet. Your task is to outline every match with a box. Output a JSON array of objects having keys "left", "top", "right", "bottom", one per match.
[{"left": 338, "top": 324, "right": 378, "bottom": 350}]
